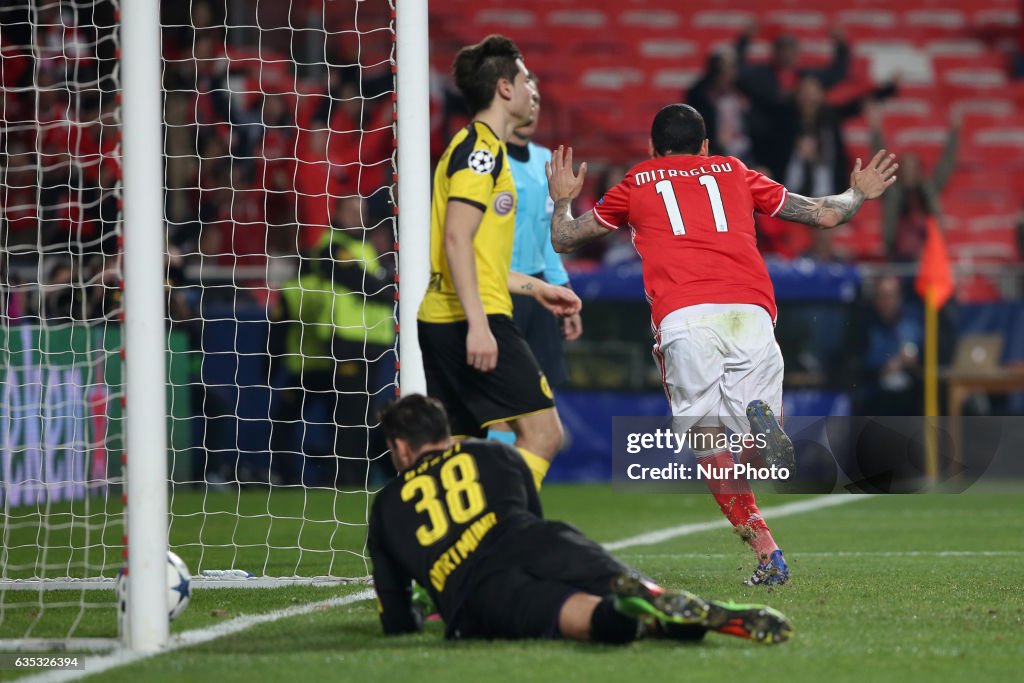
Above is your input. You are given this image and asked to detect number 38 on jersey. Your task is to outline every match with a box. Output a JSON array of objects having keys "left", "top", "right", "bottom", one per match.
[{"left": 400, "top": 453, "right": 487, "bottom": 546}]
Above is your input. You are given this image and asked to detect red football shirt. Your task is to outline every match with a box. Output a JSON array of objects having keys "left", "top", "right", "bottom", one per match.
[{"left": 592, "top": 155, "right": 787, "bottom": 327}]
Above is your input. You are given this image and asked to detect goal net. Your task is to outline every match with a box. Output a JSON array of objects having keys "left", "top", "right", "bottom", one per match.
[{"left": 1, "top": 0, "right": 402, "bottom": 648}]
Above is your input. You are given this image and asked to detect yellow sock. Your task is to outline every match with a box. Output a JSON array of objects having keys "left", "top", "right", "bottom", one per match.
[{"left": 517, "top": 447, "right": 550, "bottom": 490}]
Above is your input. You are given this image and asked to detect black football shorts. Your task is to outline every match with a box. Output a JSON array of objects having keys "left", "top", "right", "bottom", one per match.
[
  {"left": 451, "top": 521, "right": 628, "bottom": 639},
  {"left": 418, "top": 314, "right": 556, "bottom": 438}
]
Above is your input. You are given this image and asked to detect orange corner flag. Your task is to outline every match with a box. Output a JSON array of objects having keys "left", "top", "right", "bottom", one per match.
[{"left": 914, "top": 217, "right": 954, "bottom": 309}]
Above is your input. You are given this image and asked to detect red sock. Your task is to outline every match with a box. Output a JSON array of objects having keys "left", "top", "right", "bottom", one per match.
[
  {"left": 697, "top": 450, "right": 780, "bottom": 561},
  {"left": 743, "top": 501, "right": 780, "bottom": 562}
]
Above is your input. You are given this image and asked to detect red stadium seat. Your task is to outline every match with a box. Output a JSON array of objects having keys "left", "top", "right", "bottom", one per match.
[
  {"left": 544, "top": 7, "right": 608, "bottom": 29},
  {"left": 648, "top": 68, "right": 702, "bottom": 94},
  {"left": 472, "top": 8, "right": 538, "bottom": 29},
  {"left": 764, "top": 10, "right": 827, "bottom": 39},
  {"left": 970, "top": 127, "right": 1024, "bottom": 166},
  {"left": 835, "top": 9, "right": 903, "bottom": 41},
  {"left": 902, "top": 8, "right": 968, "bottom": 35},
  {"left": 970, "top": 6, "right": 1020, "bottom": 31},
  {"left": 633, "top": 37, "right": 702, "bottom": 61},
  {"left": 690, "top": 9, "right": 757, "bottom": 33},
  {"left": 617, "top": 8, "right": 685, "bottom": 32}
]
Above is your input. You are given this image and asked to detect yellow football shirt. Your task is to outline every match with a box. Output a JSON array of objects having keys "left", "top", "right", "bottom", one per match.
[{"left": 418, "top": 121, "right": 517, "bottom": 323}]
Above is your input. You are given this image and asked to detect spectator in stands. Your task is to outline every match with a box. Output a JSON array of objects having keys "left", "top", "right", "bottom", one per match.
[
  {"left": 226, "top": 163, "right": 269, "bottom": 267},
  {"left": 194, "top": 135, "right": 235, "bottom": 262},
  {"left": 736, "top": 26, "right": 850, "bottom": 177},
  {"left": 185, "top": 28, "right": 263, "bottom": 164},
  {"left": 311, "top": 72, "right": 393, "bottom": 220},
  {"left": 859, "top": 276, "right": 923, "bottom": 415},
  {"left": 687, "top": 47, "right": 751, "bottom": 161},
  {"left": 83, "top": 158, "right": 121, "bottom": 259},
  {"left": 0, "top": 31, "right": 33, "bottom": 122},
  {"left": 867, "top": 103, "right": 961, "bottom": 262},
  {"left": 258, "top": 92, "right": 297, "bottom": 163},
  {"left": 263, "top": 163, "right": 300, "bottom": 258},
  {"left": 190, "top": 1, "right": 219, "bottom": 42},
  {"left": 1, "top": 143, "right": 40, "bottom": 247},
  {"left": 188, "top": 30, "right": 230, "bottom": 130},
  {"left": 37, "top": 4, "right": 97, "bottom": 86},
  {"left": 737, "top": 27, "right": 850, "bottom": 98},
  {"left": 782, "top": 77, "right": 896, "bottom": 198},
  {"left": 296, "top": 127, "right": 345, "bottom": 249},
  {"left": 38, "top": 258, "right": 80, "bottom": 323}
]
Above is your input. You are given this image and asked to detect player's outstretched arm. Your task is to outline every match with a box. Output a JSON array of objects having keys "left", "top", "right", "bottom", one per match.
[
  {"left": 508, "top": 271, "right": 582, "bottom": 317},
  {"left": 547, "top": 145, "right": 612, "bottom": 253},
  {"left": 778, "top": 149, "right": 898, "bottom": 229}
]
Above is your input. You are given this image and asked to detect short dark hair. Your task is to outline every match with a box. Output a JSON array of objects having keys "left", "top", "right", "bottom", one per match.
[
  {"left": 379, "top": 394, "right": 451, "bottom": 453},
  {"left": 650, "top": 104, "right": 706, "bottom": 156},
  {"left": 452, "top": 34, "right": 523, "bottom": 115}
]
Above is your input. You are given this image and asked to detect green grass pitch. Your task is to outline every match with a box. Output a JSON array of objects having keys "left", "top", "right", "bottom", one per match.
[{"left": 2, "top": 488, "right": 1022, "bottom": 682}]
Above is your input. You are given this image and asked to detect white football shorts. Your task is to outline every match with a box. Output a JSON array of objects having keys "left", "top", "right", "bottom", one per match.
[{"left": 654, "top": 303, "right": 783, "bottom": 436}]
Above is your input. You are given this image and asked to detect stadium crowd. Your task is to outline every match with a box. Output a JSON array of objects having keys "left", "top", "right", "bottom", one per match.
[{"left": 5, "top": 4, "right": 1021, "bottom": 304}]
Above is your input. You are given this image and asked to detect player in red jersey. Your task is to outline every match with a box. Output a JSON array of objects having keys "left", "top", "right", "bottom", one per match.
[{"left": 547, "top": 104, "right": 897, "bottom": 585}]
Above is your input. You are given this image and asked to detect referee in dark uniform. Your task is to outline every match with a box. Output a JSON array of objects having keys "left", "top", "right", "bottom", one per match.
[{"left": 368, "top": 395, "right": 792, "bottom": 645}]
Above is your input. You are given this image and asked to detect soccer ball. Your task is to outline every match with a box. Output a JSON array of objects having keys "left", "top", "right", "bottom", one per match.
[
  {"left": 116, "top": 551, "right": 192, "bottom": 627},
  {"left": 166, "top": 551, "right": 192, "bottom": 620}
]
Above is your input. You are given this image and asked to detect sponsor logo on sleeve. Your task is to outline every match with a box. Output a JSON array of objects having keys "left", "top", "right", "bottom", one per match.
[{"left": 493, "top": 192, "right": 515, "bottom": 216}]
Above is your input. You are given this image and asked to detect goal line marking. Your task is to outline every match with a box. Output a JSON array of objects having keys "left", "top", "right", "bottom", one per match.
[{"left": 22, "top": 494, "right": 871, "bottom": 682}]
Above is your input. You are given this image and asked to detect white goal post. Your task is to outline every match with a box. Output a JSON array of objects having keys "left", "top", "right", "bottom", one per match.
[
  {"left": 120, "top": 0, "right": 170, "bottom": 652},
  {"left": 0, "top": 0, "right": 430, "bottom": 652}
]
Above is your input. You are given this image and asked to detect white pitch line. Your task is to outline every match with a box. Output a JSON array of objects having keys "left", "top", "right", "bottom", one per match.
[
  {"left": 616, "top": 550, "right": 1024, "bottom": 559},
  {"left": 21, "top": 493, "right": 872, "bottom": 681},
  {"left": 603, "top": 494, "right": 873, "bottom": 551},
  {"left": 18, "top": 589, "right": 375, "bottom": 683}
]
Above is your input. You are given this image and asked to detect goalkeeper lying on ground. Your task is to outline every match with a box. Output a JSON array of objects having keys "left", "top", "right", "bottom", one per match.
[{"left": 368, "top": 395, "right": 792, "bottom": 645}]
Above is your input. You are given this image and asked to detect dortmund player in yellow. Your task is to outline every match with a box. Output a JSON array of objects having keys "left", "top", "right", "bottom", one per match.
[{"left": 418, "top": 35, "right": 580, "bottom": 488}]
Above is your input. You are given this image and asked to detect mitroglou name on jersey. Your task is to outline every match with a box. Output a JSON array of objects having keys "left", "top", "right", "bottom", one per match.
[{"left": 633, "top": 163, "right": 734, "bottom": 186}]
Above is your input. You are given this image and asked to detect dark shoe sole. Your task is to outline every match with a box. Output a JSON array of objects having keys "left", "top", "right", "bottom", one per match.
[
  {"left": 611, "top": 572, "right": 710, "bottom": 624},
  {"left": 706, "top": 601, "right": 793, "bottom": 645},
  {"left": 746, "top": 400, "right": 795, "bottom": 471}
]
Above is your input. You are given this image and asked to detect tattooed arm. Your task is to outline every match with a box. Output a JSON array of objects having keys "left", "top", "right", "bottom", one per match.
[
  {"left": 777, "top": 188, "right": 866, "bottom": 230},
  {"left": 778, "top": 149, "right": 899, "bottom": 230},
  {"left": 546, "top": 145, "right": 613, "bottom": 253},
  {"left": 551, "top": 203, "right": 611, "bottom": 253}
]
